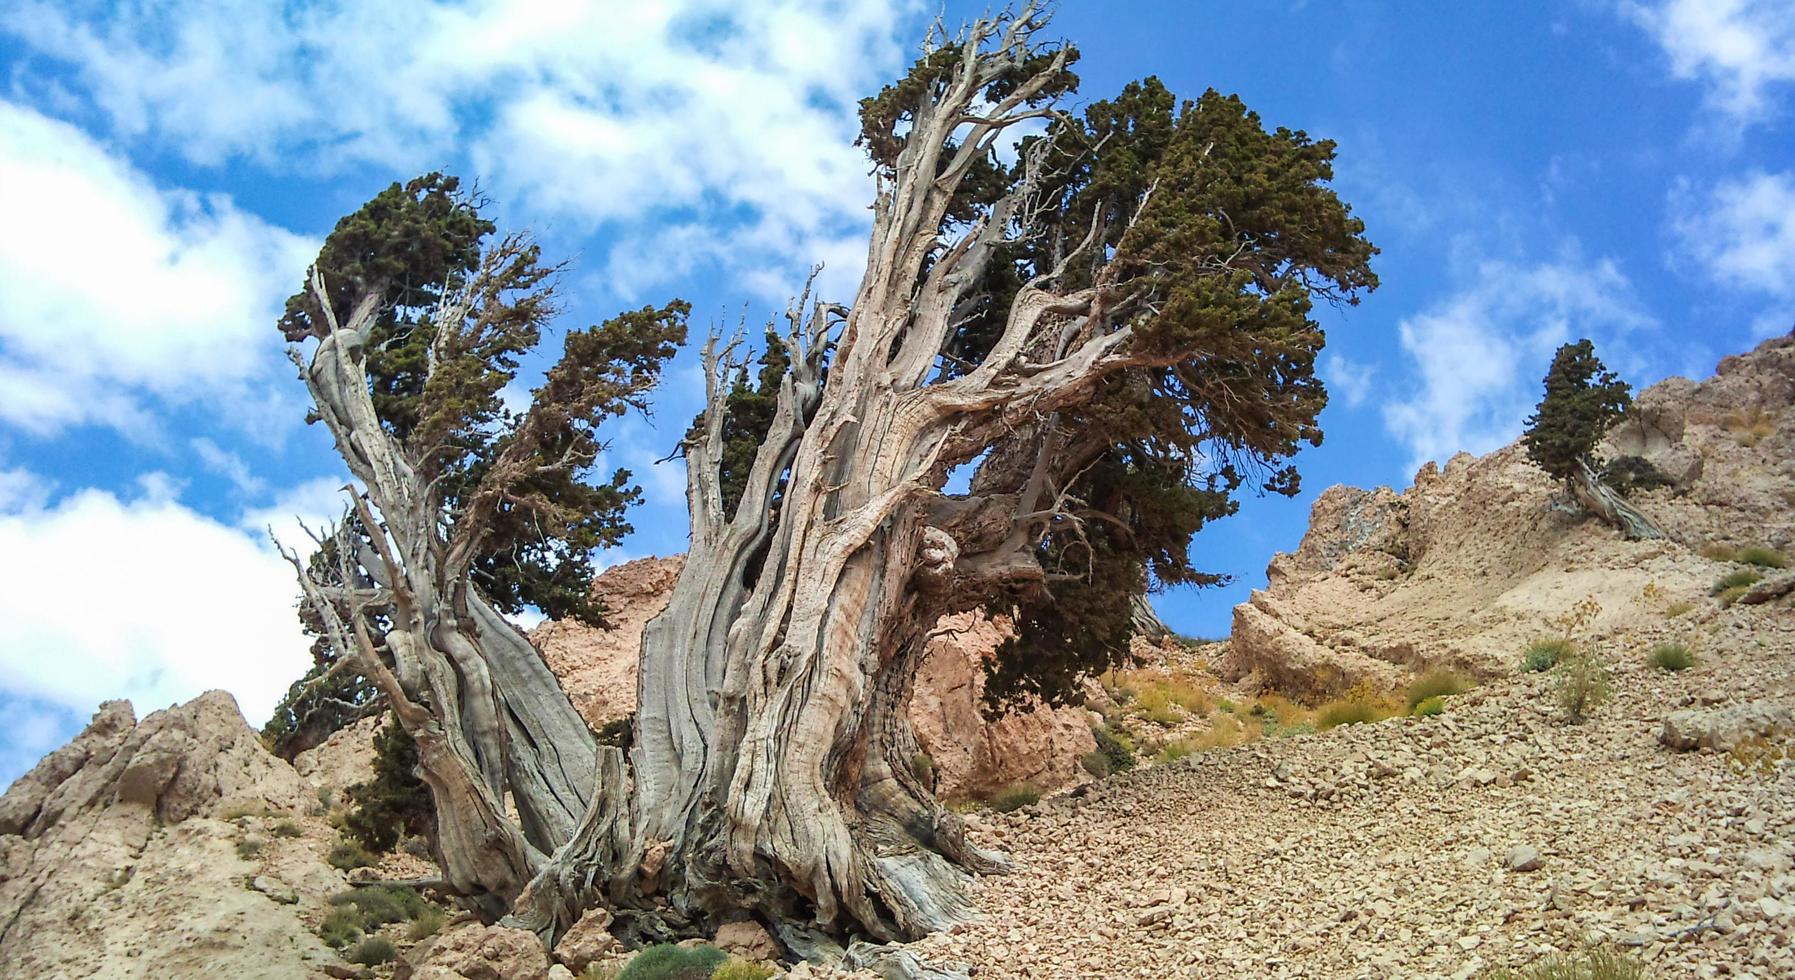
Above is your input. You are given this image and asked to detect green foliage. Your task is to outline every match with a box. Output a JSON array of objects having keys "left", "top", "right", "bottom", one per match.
[
  {"left": 1411, "top": 696, "right": 1446, "bottom": 718},
  {"left": 1479, "top": 946, "right": 1648, "bottom": 980},
  {"left": 407, "top": 906, "right": 447, "bottom": 941},
  {"left": 1404, "top": 669, "right": 1471, "bottom": 710},
  {"left": 1522, "top": 339, "right": 1632, "bottom": 487},
  {"left": 1554, "top": 652, "right": 1612, "bottom": 722},
  {"left": 261, "top": 658, "right": 380, "bottom": 760},
  {"left": 1647, "top": 642, "right": 1694, "bottom": 671},
  {"left": 987, "top": 784, "right": 1042, "bottom": 813},
  {"left": 1088, "top": 725, "right": 1136, "bottom": 776},
  {"left": 1521, "top": 639, "right": 1572, "bottom": 673},
  {"left": 1713, "top": 568, "right": 1764, "bottom": 594},
  {"left": 615, "top": 943, "right": 728, "bottom": 980},
  {"left": 1316, "top": 700, "right": 1385, "bottom": 729},
  {"left": 327, "top": 840, "right": 376, "bottom": 871},
  {"left": 319, "top": 907, "right": 364, "bottom": 948},
  {"left": 327, "top": 885, "right": 432, "bottom": 941},
  {"left": 271, "top": 820, "right": 302, "bottom": 839},
  {"left": 348, "top": 937, "right": 398, "bottom": 966},
  {"left": 912, "top": 753, "right": 935, "bottom": 789},
  {"left": 343, "top": 719, "right": 432, "bottom": 853},
  {"left": 1734, "top": 546, "right": 1787, "bottom": 568},
  {"left": 1600, "top": 455, "right": 1673, "bottom": 495},
  {"left": 235, "top": 838, "right": 264, "bottom": 860},
  {"left": 712, "top": 961, "right": 776, "bottom": 980}
]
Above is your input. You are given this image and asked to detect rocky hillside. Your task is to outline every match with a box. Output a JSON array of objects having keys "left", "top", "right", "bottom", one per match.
[{"left": 0, "top": 335, "right": 1789, "bottom": 979}]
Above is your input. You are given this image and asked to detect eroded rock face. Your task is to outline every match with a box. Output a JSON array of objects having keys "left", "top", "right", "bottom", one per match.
[
  {"left": 1224, "top": 335, "right": 1795, "bottom": 701},
  {"left": 0, "top": 692, "right": 337, "bottom": 979},
  {"left": 1660, "top": 701, "right": 1795, "bottom": 752},
  {"left": 534, "top": 558, "right": 1094, "bottom": 800},
  {"left": 397, "top": 921, "right": 550, "bottom": 980}
]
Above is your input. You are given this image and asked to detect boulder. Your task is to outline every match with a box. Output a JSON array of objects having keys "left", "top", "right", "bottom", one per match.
[
  {"left": 399, "top": 922, "right": 550, "bottom": 980},
  {"left": 715, "top": 918, "right": 781, "bottom": 962},
  {"left": 1660, "top": 701, "right": 1795, "bottom": 752},
  {"left": 552, "top": 906, "right": 620, "bottom": 973}
]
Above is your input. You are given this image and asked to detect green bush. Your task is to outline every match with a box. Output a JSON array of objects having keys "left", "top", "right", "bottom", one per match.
[
  {"left": 1734, "top": 546, "right": 1786, "bottom": 569},
  {"left": 407, "top": 906, "right": 447, "bottom": 941},
  {"left": 1713, "top": 568, "right": 1763, "bottom": 594},
  {"left": 344, "top": 719, "right": 433, "bottom": 853},
  {"left": 712, "top": 960, "right": 777, "bottom": 980},
  {"left": 1090, "top": 724, "right": 1135, "bottom": 774},
  {"left": 327, "top": 840, "right": 375, "bottom": 871},
  {"left": 1717, "top": 585, "right": 1751, "bottom": 608},
  {"left": 347, "top": 937, "right": 397, "bottom": 966},
  {"left": 911, "top": 753, "right": 935, "bottom": 787},
  {"left": 1554, "top": 652, "right": 1612, "bottom": 722},
  {"left": 327, "top": 885, "right": 430, "bottom": 930},
  {"left": 1316, "top": 700, "right": 1384, "bottom": 729},
  {"left": 1411, "top": 696, "right": 1445, "bottom": 718},
  {"left": 235, "top": 838, "right": 264, "bottom": 860},
  {"left": 615, "top": 943, "right": 727, "bottom": 980},
  {"left": 988, "top": 784, "right": 1042, "bottom": 813},
  {"left": 319, "top": 906, "right": 365, "bottom": 948},
  {"left": 1521, "top": 638, "right": 1571, "bottom": 673},
  {"left": 1479, "top": 946, "right": 1649, "bottom": 980},
  {"left": 270, "top": 819, "right": 303, "bottom": 839},
  {"left": 1647, "top": 641, "right": 1694, "bottom": 671},
  {"left": 1404, "top": 669, "right": 1471, "bottom": 710}
]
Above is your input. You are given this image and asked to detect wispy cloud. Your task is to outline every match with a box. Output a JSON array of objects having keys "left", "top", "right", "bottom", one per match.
[
  {"left": 1383, "top": 252, "right": 1656, "bottom": 473},
  {"left": 1620, "top": 0, "right": 1795, "bottom": 127},
  {"left": 1670, "top": 170, "right": 1795, "bottom": 298}
]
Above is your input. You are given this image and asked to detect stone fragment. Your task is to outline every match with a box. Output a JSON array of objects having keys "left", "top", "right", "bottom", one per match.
[
  {"left": 1659, "top": 701, "right": 1794, "bottom": 752},
  {"left": 1505, "top": 846, "right": 1542, "bottom": 872}
]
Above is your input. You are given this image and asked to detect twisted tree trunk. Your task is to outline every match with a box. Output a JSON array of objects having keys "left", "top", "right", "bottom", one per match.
[{"left": 1572, "top": 457, "right": 1666, "bottom": 541}]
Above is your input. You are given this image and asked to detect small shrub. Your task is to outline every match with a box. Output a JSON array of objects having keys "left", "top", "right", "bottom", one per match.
[
  {"left": 327, "top": 840, "right": 376, "bottom": 871},
  {"left": 319, "top": 907, "right": 364, "bottom": 948},
  {"left": 615, "top": 943, "right": 727, "bottom": 980},
  {"left": 1479, "top": 945, "right": 1649, "bottom": 980},
  {"left": 407, "top": 906, "right": 446, "bottom": 941},
  {"left": 1090, "top": 725, "right": 1135, "bottom": 774},
  {"left": 401, "top": 835, "right": 434, "bottom": 859},
  {"left": 1314, "top": 682, "right": 1400, "bottom": 730},
  {"left": 1699, "top": 542, "right": 1737, "bottom": 561},
  {"left": 271, "top": 820, "right": 303, "bottom": 839},
  {"left": 712, "top": 960, "right": 776, "bottom": 980},
  {"left": 344, "top": 720, "right": 433, "bottom": 853},
  {"left": 987, "top": 784, "right": 1041, "bottom": 813},
  {"left": 1554, "top": 652, "right": 1612, "bottom": 722},
  {"left": 1404, "top": 669, "right": 1471, "bottom": 710},
  {"left": 1600, "top": 455, "right": 1673, "bottom": 495},
  {"left": 328, "top": 884, "right": 430, "bottom": 930},
  {"left": 1663, "top": 600, "right": 1694, "bottom": 618},
  {"left": 1156, "top": 738, "right": 1198, "bottom": 764},
  {"left": 235, "top": 838, "right": 264, "bottom": 860},
  {"left": 347, "top": 937, "right": 397, "bottom": 966},
  {"left": 911, "top": 753, "right": 935, "bottom": 787},
  {"left": 1716, "top": 585, "right": 1751, "bottom": 608},
  {"left": 1521, "top": 638, "right": 1571, "bottom": 673},
  {"left": 1411, "top": 696, "right": 1445, "bottom": 718},
  {"left": 1734, "top": 546, "right": 1786, "bottom": 568},
  {"left": 1729, "top": 733, "right": 1795, "bottom": 779},
  {"left": 1647, "top": 641, "right": 1694, "bottom": 671},
  {"left": 1715, "top": 569, "right": 1766, "bottom": 593}
]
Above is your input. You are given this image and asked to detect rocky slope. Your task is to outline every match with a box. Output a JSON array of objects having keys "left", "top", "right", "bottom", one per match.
[
  {"left": 1224, "top": 334, "right": 1795, "bottom": 700},
  {"left": 535, "top": 555, "right": 1098, "bottom": 801}
]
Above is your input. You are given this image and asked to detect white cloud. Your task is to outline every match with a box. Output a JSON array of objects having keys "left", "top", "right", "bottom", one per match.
[
  {"left": 1622, "top": 0, "right": 1795, "bottom": 125},
  {"left": 4, "top": 0, "right": 921, "bottom": 302},
  {"left": 1384, "top": 255, "right": 1655, "bottom": 473},
  {"left": 1322, "top": 353, "right": 1376, "bottom": 409},
  {"left": 240, "top": 476, "right": 355, "bottom": 559},
  {"left": 0, "top": 479, "right": 311, "bottom": 727},
  {"left": 1670, "top": 170, "right": 1795, "bottom": 297},
  {"left": 191, "top": 437, "right": 268, "bottom": 497},
  {"left": 0, "top": 99, "right": 315, "bottom": 436}
]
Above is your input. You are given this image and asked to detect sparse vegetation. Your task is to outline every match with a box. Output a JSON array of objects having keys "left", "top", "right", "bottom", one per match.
[
  {"left": 271, "top": 819, "right": 302, "bottom": 838},
  {"left": 1521, "top": 638, "right": 1572, "bottom": 673},
  {"left": 1662, "top": 600, "right": 1694, "bottom": 618},
  {"left": 1411, "top": 696, "right": 1445, "bottom": 718},
  {"left": 347, "top": 937, "right": 397, "bottom": 966},
  {"left": 1083, "top": 724, "right": 1136, "bottom": 778},
  {"left": 234, "top": 838, "right": 263, "bottom": 860},
  {"left": 1728, "top": 734, "right": 1795, "bottom": 779},
  {"left": 1723, "top": 406, "right": 1776, "bottom": 447},
  {"left": 1479, "top": 945, "right": 1649, "bottom": 980},
  {"left": 987, "top": 784, "right": 1042, "bottom": 813},
  {"left": 1712, "top": 568, "right": 1763, "bottom": 607},
  {"left": 327, "top": 839, "right": 376, "bottom": 871},
  {"left": 1315, "top": 683, "right": 1401, "bottom": 730},
  {"left": 1554, "top": 652, "right": 1612, "bottom": 722},
  {"left": 1404, "top": 669, "right": 1472, "bottom": 710},
  {"left": 1734, "top": 546, "right": 1786, "bottom": 568},
  {"left": 712, "top": 960, "right": 777, "bottom": 980},
  {"left": 1647, "top": 641, "right": 1694, "bottom": 671},
  {"left": 614, "top": 943, "right": 727, "bottom": 980},
  {"left": 1113, "top": 669, "right": 1212, "bottom": 726},
  {"left": 1599, "top": 455, "right": 1673, "bottom": 495},
  {"left": 912, "top": 753, "right": 935, "bottom": 788},
  {"left": 344, "top": 719, "right": 433, "bottom": 853},
  {"left": 316, "top": 885, "right": 436, "bottom": 950},
  {"left": 407, "top": 906, "right": 447, "bottom": 941},
  {"left": 319, "top": 907, "right": 364, "bottom": 948}
]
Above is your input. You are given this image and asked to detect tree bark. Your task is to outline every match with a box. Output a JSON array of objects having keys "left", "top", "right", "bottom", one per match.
[{"left": 1572, "top": 457, "right": 1667, "bottom": 541}]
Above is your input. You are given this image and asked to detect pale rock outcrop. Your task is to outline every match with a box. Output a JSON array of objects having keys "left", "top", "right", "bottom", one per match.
[
  {"left": 0, "top": 692, "right": 339, "bottom": 979},
  {"left": 534, "top": 558, "right": 1095, "bottom": 800},
  {"left": 293, "top": 714, "right": 381, "bottom": 801},
  {"left": 1224, "top": 335, "right": 1795, "bottom": 700},
  {"left": 552, "top": 906, "right": 620, "bottom": 973},
  {"left": 397, "top": 921, "right": 550, "bottom": 980},
  {"left": 1660, "top": 701, "right": 1795, "bottom": 752}
]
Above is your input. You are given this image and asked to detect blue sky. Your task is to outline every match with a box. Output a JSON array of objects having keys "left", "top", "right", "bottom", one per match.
[{"left": 1, "top": 0, "right": 1792, "bottom": 784}]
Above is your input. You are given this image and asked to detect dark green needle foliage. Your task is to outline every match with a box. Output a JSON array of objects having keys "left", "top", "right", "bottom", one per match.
[
  {"left": 1523, "top": 339, "right": 1633, "bottom": 488},
  {"left": 343, "top": 718, "right": 433, "bottom": 853}
]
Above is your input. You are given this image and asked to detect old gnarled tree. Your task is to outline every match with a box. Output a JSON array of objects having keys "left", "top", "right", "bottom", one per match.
[{"left": 280, "top": 5, "right": 1376, "bottom": 962}]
